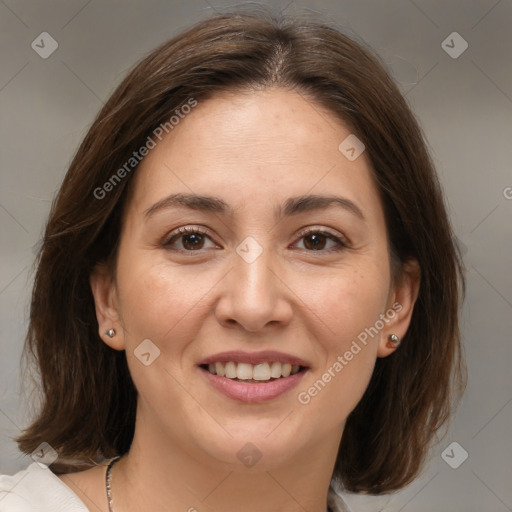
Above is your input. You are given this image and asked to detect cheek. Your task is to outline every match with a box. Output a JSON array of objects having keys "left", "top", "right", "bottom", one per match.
[
  {"left": 293, "top": 260, "right": 388, "bottom": 420},
  {"left": 115, "top": 256, "right": 217, "bottom": 416},
  {"left": 297, "top": 347, "right": 376, "bottom": 434},
  {"left": 296, "top": 258, "right": 390, "bottom": 346},
  {"left": 115, "top": 254, "right": 216, "bottom": 350}
]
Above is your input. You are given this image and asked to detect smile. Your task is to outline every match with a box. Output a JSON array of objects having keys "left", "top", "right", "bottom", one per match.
[
  {"left": 204, "top": 361, "right": 302, "bottom": 381},
  {"left": 198, "top": 350, "right": 310, "bottom": 403},
  {"left": 198, "top": 352, "right": 310, "bottom": 403}
]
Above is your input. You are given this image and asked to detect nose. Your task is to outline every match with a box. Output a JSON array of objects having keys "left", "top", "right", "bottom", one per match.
[{"left": 214, "top": 241, "right": 294, "bottom": 333}]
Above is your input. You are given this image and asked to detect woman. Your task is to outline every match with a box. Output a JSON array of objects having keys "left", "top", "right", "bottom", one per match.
[{"left": 0, "top": 9, "right": 465, "bottom": 512}]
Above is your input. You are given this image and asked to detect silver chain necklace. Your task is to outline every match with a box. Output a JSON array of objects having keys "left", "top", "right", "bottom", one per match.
[
  {"left": 105, "top": 455, "right": 334, "bottom": 512},
  {"left": 105, "top": 456, "right": 121, "bottom": 512}
]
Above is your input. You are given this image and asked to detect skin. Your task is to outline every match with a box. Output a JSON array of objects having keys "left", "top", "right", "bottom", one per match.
[{"left": 59, "top": 88, "right": 419, "bottom": 512}]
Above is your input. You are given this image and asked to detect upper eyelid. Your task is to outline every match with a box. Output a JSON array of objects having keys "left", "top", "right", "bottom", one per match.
[
  {"left": 164, "top": 225, "right": 348, "bottom": 248},
  {"left": 163, "top": 226, "right": 212, "bottom": 243},
  {"left": 295, "top": 226, "right": 350, "bottom": 245}
]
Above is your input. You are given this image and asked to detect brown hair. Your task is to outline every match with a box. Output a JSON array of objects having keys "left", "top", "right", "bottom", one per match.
[{"left": 17, "top": 9, "right": 465, "bottom": 493}]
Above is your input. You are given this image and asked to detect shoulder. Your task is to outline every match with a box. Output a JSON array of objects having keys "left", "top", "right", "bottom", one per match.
[{"left": 0, "top": 463, "right": 88, "bottom": 512}]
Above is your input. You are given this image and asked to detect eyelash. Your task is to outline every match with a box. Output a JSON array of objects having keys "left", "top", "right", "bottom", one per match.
[{"left": 162, "top": 226, "right": 349, "bottom": 254}]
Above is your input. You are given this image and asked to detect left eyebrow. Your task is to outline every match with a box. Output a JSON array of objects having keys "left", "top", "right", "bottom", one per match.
[
  {"left": 143, "top": 193, "right": 366, "bottom": 222},
  {"left": 280, "top": 194, "right": 366, "bottom": 221}
]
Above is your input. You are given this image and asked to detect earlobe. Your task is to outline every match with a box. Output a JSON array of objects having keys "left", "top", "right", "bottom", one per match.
[
  {"left": 386, "top": 333, "right": 401, "bottom": 349},
  {"left": 89, "top": 264, "right": 125, "bottom": 351},
  {"left": 377, "top": 259, "right": 421, "bottom": 358}
]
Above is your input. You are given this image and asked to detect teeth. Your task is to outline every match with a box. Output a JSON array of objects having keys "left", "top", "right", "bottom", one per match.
[
  {"left": 253, "top": 363, "right": 270, "bottom": 381},
  {"left": 270, "top": 362, "right": 282, "bottom": 378},
  {"left": 205, "top": 361, "right": 302, "bottom": 380},
  {"left": 225, "top": 361, "right": 237, "bottom": 378},
  {"left": 215, "top": 362, "right": 225, "bottom": 377},
  {"left": 281, "top": 363, "right": 291, "bottom": 377},
  {"left": 237, "top": 363, "right": 253, "bottom": 380}
]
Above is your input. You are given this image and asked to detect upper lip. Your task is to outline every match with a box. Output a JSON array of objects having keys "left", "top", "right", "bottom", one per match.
[{"left": 198, "top": 350, "right": 310, "bottom": 367}]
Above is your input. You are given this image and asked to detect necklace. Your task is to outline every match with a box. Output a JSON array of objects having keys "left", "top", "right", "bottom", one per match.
[
  {"left": 105, "top": 456, "right": 335, "bottom": 512},
  {"left": 105, "top": 456, "right": 121, "bottom": 512}
]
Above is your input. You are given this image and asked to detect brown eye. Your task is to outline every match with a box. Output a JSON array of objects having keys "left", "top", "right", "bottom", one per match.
[
  {"left": 182, "top": 232, "right": 205, "bottom": 250},
  {"left": 295, "top": 230, "right": 346, "bottom": 252},
  {"left": 303, "top": 233, "right": 328, "bottom": 250},
  {"left": 163, "top": 227, "right": 215, "bottom": 251}
]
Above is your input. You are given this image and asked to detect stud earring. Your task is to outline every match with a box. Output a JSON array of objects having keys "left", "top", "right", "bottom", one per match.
[
  {"left": 105, "top": 328, "right": 116, "bottom": 338},
  {"left": 387, "top": 334, "right": 400, "bottom": 349}
]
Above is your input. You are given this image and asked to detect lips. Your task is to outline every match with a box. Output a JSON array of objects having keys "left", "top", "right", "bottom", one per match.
[{"left": 198, "top": 350, "right": 310, "bottom": 403}]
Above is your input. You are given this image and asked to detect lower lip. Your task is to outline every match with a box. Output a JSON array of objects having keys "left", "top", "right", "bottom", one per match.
[{"left": 199, "top": 367, "right": 307, "bottom": 403}]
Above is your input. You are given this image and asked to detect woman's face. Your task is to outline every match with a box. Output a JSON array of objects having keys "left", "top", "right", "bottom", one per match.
[{"left": 92, "top": 88, "right": 417, "bottom": 470}]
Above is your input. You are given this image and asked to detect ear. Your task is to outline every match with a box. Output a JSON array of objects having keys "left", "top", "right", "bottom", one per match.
[
  {"left": 377, "top": 258, "right": 421, "bottom": 358},
  {"left": 90, "top": 263, "right": 125, "bottom": 351}
]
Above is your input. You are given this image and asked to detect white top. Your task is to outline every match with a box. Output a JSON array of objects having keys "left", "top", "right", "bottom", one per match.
[{"left": 0, "top": 463, "right": 353, "bottom": 512}]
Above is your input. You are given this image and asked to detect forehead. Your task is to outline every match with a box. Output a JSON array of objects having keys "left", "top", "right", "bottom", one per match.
[{"left": 127, "top": 88, "right": 383, "bottom": 222}]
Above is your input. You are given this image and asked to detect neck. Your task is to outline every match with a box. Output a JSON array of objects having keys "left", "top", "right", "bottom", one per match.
[{"left": 111, "top": 413, "right": 341, "bottom": 512}]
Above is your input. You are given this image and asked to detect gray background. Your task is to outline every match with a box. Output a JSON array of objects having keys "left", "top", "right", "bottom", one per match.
[{"left": 0, "top": 1, "right": 511, "bottom": 511}]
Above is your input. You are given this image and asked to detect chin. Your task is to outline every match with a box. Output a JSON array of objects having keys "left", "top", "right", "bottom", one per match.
[{"left": 187, "top": 421, "right": 309, "bottom": 471}]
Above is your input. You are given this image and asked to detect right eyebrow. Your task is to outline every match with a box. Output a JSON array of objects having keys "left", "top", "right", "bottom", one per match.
[{"left": 144, "top": 193, "right": 231, "bottom": 219}]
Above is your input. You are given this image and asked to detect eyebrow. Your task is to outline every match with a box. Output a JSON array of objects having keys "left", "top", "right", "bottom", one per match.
[{"left": 144, "top": 193, "right": 365, "bottom": 221}]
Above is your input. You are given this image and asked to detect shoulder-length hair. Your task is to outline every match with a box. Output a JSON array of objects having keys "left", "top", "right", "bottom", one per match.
[{"left": 17, "top": 9, "right": 465, "bottom": 493}]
